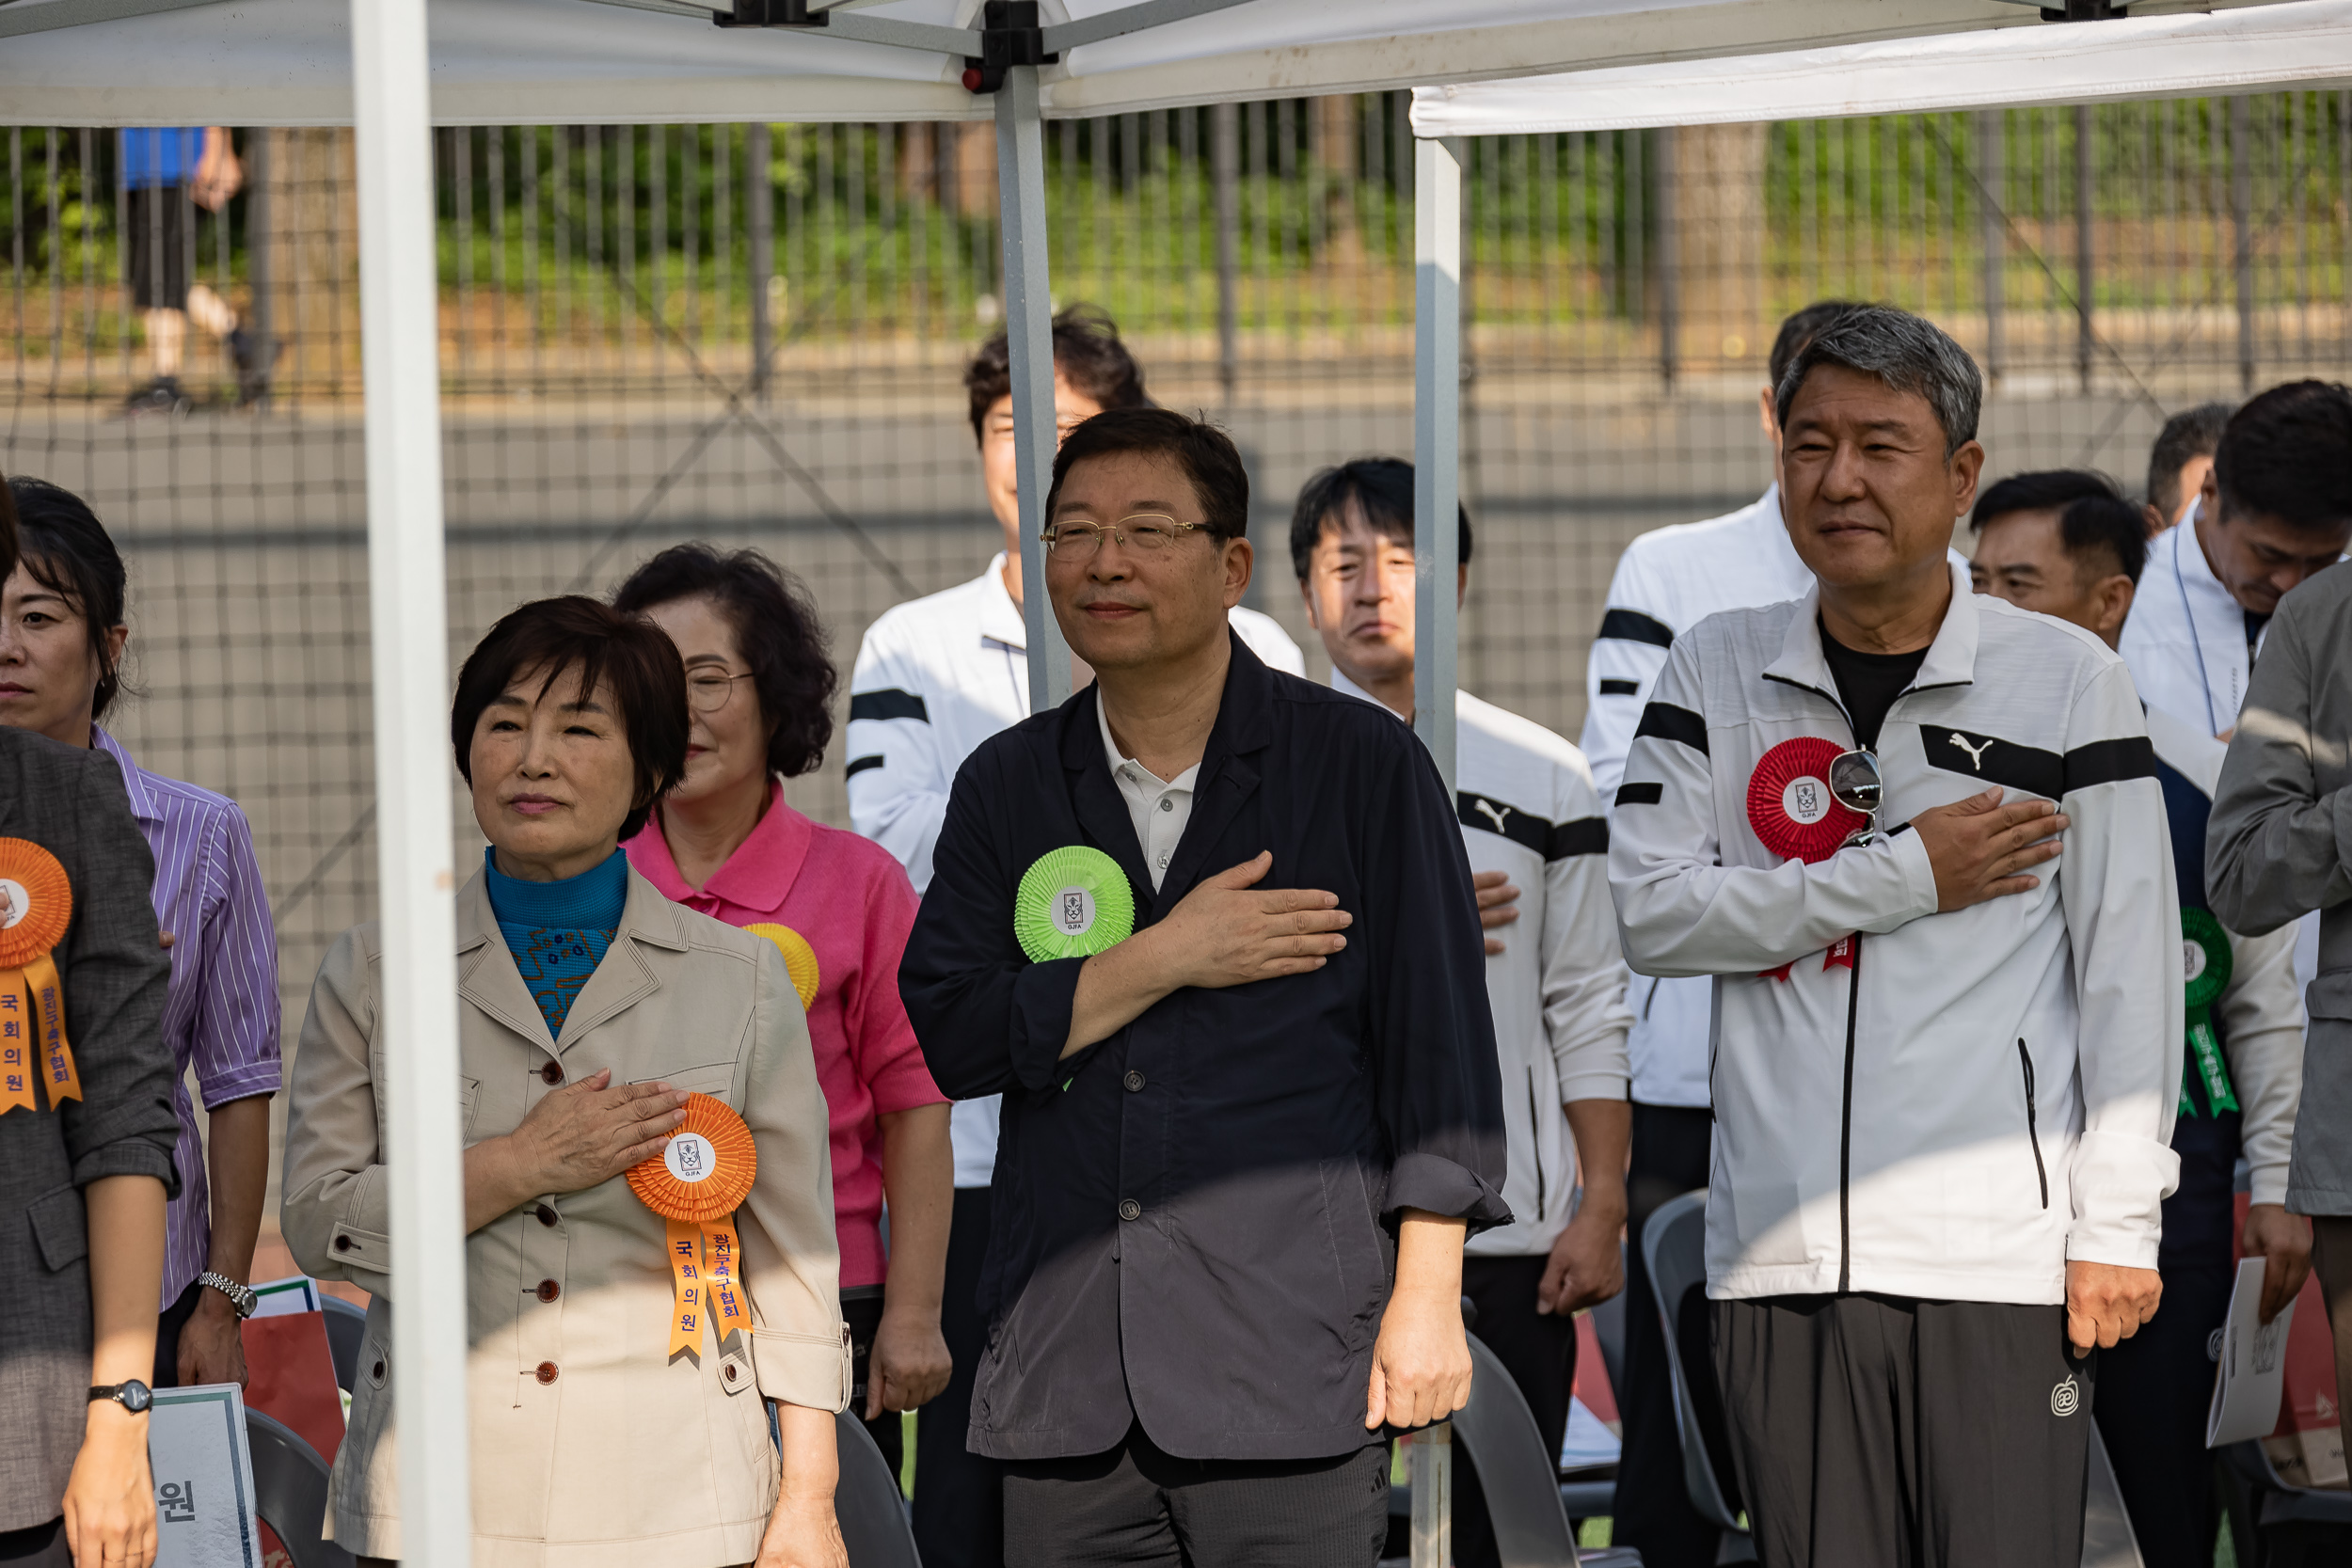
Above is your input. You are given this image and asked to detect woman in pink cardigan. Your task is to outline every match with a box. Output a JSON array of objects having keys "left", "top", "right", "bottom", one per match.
[{"left": 615, "top": 546, "right": 952, "bottom": 1479}]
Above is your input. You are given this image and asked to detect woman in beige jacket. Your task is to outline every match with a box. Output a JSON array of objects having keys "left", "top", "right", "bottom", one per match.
[{"left": 282, "top": 595, "right": 851, "bottom": 1568}]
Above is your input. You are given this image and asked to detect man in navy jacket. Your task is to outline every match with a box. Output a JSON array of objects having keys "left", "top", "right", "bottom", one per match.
[{"left": 901, "top": 407, "right": 1507, "bottom": 1567}]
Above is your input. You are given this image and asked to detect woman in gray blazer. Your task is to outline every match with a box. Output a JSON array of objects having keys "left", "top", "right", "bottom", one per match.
[{"left": 0, "top": 484, "right": 181, "bottom": 1568}]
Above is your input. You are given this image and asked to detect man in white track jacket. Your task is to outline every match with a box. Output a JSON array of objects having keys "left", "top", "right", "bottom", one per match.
[
  {"left": 1608, "top": 307, "right": 2182, "bottom": 1568},
  {"left": 1291, "top": 457, "right": 1631, "bottom": 1568}
]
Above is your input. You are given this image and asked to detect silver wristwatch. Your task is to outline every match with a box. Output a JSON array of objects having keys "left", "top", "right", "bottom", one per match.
[{"left": 199, "top": 1272, "right": 259, "bottom": 1320}]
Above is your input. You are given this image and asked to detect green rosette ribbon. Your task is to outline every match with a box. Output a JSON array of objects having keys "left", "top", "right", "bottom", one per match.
[
  {"left": 2179, "top": 906, "right": 2239, "bottom": 1118},
  {"left": 1014, "top": 847, "right": 1136, "bottom": 963}
]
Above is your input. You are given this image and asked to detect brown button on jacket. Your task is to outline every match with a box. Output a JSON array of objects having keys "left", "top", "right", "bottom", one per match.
[{"left": 281, "top": 867, "right": 849, "bottom": 1568}]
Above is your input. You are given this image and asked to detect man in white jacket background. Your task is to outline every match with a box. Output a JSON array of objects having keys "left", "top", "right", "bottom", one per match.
[
  {"left": 1609, "top": 307, "right": 2182, "bottom": 1568},
  {"left": 1969, "top": 471, "right": 2307, "bottom": 1568},
  {"left": 1292, "top": 457, "right": 1631, "bottom": 1568}
]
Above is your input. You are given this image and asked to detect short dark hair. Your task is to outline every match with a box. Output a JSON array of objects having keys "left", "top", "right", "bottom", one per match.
[
  {"left": 1776, "top": 305, "right": 1981, "bottom": 458},
  {"left": 965, "top": 304, "right": 1151, "bottom": 444},
  {"left": 6, "top": 477, "right": 133, "bottom": 721},
  {"left": 0, "top": 472, "right": 16, "bottom": 582},
  {"left": 2145, "top": 402, "right": 2233, "bottom": 520},
  {"left": 1044, "top": 408, "right": 1249, "bottom": 543},
  {"left": 1287, "top": 458, "right": 1472, "bottom": 581},
  {"left": 452, "top": 595, "right": 689, "bottom": 844},
  {"left": 1970, "top": 468, "right": 2121, "bottom": 533},
  {"left": 1769, "top": 300, "right": 1869, "bottom": 394},
  {"left": 2213, "top": 380, "right": 2352, "bottom": 532},
  {"left": 1972, "top": 470, "right": 2146, "bottom": 587},
  {"left": 611, "top": 543, "right": 838, "bottom": 780}
]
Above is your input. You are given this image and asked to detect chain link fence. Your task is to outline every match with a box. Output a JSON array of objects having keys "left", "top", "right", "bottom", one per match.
[{"left": 5, "top": 93, "right": 2349, "bottom": 1064}]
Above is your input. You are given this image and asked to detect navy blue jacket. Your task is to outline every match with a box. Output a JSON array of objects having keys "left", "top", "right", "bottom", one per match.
[{"left": 901, "top": 635, "right": 1509, "bottom": 1462}]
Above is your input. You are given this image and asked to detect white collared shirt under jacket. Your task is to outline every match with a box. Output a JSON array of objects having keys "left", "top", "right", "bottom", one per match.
[
  {"left": 2121, "top": 506, "right": 2264, "bottom": 738},
  {"left": 1581, "top": 486, "right": 1817, "bottom": 1111},
  {"left": 1333, "top": 672, "right": 1633, "bottom": 1258},
  {"left": 1608, "top": 562, "right": 2184, "bottom": 1305},
  {"left": 847, "top": 552, "right": 1303, "bottom": 1186}
]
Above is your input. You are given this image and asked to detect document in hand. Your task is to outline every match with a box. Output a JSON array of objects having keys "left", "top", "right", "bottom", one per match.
[
  {"left": 2208, "top": 1255, "right": 2297, "bottom": 1448},
  {"left": 149, "top": 1384, "right": 265, "bottom": 1568}
]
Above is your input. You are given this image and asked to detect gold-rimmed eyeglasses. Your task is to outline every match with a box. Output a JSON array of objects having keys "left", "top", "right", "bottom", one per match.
[
  {"left": 685, "top": 669, "right": 755, "bottom": 714},
  {"left": 1041, "top": 514, "right": 1211, "bottom": 561}
]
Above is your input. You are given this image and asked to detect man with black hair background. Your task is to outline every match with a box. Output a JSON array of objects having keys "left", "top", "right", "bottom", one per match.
[
  {"left": 1581, "top": 299, "right": 1865, "bottom": 1567},
  {"left": 846, "top": 307, "right": 1300, "bottom": 1568},
  {"left": 2143, "top": 402, "right": 2234, "bottom": 535},
  {"left": 1293, "top": 457, "right": 1631, "bottom": 1568},
  {"left": 1971, "top": 471, "right": 2307, "bottom": 1568}
]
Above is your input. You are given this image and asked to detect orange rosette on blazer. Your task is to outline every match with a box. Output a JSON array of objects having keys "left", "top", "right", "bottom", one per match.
[
  {"left": 628, "top": 1092, "right": 757, "bottom": 1363},
  {"left": 0, "top": 839, "right": 81, "bottom": 1114}
]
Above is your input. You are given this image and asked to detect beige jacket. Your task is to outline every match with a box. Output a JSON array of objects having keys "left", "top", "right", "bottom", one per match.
[{"left": 281, "top": 866, "right": 850, "bottom": 1568}]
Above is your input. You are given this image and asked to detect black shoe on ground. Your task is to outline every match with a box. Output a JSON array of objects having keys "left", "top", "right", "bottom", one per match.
[{"left": 122, "top": 376, "right": 188, "bottom": 415}]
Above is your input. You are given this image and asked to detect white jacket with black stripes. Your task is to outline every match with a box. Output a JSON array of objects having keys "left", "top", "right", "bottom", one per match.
[
  {"left": 1334, "top": 672, "right": 1632, "bottom": 1258},
  {"left": 1608, "top": 562, "right": 2184, "bottom": 1305}
]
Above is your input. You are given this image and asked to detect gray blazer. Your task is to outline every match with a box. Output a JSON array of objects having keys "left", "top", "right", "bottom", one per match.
[
  {"left": 2208, "top": 561, "right": 2352, "bottom": 1214},
  {"left": 0, "top": 726, "right": 179, "bottom": 1531}
]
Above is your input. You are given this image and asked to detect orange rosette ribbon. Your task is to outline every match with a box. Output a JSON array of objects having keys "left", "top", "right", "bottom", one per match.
[
  {"left": 628, "top": 1091, "right": 756, "bottom": 1365},
  {"left": 0, "top": 839, "right": 81, "bottom": 1115}
]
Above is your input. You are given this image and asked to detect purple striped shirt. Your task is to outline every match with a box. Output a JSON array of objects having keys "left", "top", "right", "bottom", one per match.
[{"left": 92, "top": 727, "right": 281, "bottom": 1309}]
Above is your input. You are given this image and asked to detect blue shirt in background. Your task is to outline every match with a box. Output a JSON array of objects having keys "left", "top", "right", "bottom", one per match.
[{"left": 119, "top": 128, "right": 206, "bottom": 189}]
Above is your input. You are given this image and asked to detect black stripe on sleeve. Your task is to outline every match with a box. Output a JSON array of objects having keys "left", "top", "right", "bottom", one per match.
[
  {"left": 1598, "top": 609, "right": 1676, "bottom": 649},
  {"left": 1615, "top": 782, "right": 1664, "bottom": 807},
  {"left": 1547, "top": 816, "right": 1610, "bottom": 860},
  {"left": 2063, "top": 736, "right": 2157, "bottom": 793},
  {"left": 845, "top": 754, "right": 884, "bottom": 779},
  {"left": 1918, "top": 724, "right": 2061, "bottom": 799},
  {"left": 850, "top": 689, "right": 929, "bottom": 724},
  {"left": 1458, "top": 792, "right": 1551, "bottom": 857},
  {"left": 1632, "top": 702, "right": 1708, "bottom": 756},
  {"left": 1597, "top": 678, "right": 1640, "bottom": 696}
]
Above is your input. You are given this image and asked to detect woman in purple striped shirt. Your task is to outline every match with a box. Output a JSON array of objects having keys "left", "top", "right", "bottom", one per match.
[{"left": 0, "top": 477, "right": 280, "bottom": 1390}]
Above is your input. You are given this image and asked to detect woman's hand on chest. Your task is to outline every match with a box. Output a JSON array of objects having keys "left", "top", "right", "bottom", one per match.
[{"left": 496, "top": 1068, "right": 689, "bottom": 1200}]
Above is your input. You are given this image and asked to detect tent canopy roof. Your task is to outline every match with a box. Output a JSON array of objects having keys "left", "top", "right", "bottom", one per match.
[
  {"left": 0, "top": 0, "right": 2215, "bottom": 127},
  {"left": 1410, "top": 0, "right": 2352, "bottom": 135}
]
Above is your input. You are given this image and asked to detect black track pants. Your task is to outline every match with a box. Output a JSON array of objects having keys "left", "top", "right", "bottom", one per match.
[{"left": 1712, "top": 1292, "right": 2094, "bottom": 1568}]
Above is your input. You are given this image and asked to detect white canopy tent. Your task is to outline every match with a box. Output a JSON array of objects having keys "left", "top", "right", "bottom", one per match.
[{"left": 0, "top": 0, "right": 2327, "bottom": 1559}]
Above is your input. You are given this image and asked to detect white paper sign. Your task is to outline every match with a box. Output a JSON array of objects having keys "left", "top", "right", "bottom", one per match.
[
  {"left": 247, "top": 1274, "right": 322, "bottom": 1320},
  {"left": 149, "top": 1384, "right": 264, "bottom": 1568},
  {"left": 2208, "top": 1255, "right": 2298, "bottom": 1448}
]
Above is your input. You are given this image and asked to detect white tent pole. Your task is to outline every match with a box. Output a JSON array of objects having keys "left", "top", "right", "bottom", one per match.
[
  {"left": 350, "top": 0, "right": 472, "bottom": 1561},
  {"left": 1412, "top": 134, "right": 1461, "bottom": 793},
  {"left": 995, "top": 63, "right": 1070, "bottom": 714}
]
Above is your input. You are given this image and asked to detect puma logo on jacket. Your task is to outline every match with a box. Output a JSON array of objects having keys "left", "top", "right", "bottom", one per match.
[{"left": 1607, "top": 562, "right": 2184, "bottom": 1307}]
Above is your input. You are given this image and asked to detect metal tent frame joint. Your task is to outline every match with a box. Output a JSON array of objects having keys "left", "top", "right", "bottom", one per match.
[
  {"left": 711, "top": 0, "right": 827, "bottom": 28},
  {"left": 962, "top": 1, "right": 1058, "bottom": 95}
]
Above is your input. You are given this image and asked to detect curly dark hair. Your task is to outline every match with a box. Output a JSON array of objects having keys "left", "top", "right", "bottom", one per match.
[
  {"left": 964, "top": 303, "right": 1151, "bottom": 443},
  {"left": 452, "top": 595, "right": 690, "bottom": 844},
  {"left": 612, "top": 543, "right": 838, "bottom": 780}
]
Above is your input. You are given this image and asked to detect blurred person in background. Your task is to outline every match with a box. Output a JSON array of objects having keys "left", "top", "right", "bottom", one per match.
[
  {"left": 614, "top": 543, "right": 951, "bottom": 1487},
  {"left": 844, "top": 304, "right": 1301, "bottom": 1568},
  {"left": 1578, "top": 297, "right": 1864, "bottom": 1568},
  {"left": 0, "top": 476, "right": 182, "bottom": 1568},
  {"left": 1971, "top": 472, "right": 2307, "bottom": 1568},
  {"left": 2121, "top": 381, "right": 2352, "bottom": 740},
  {"left": 282, "top": 596, "right": 850, "bottom": 1567},
  {"left": 117, "top": 128, "right": 261, "bottom": 414},
  {"left": 2143, "top": 401, "right": 2233, "bottom": 535},
  {"left": 0, "top": 476, "right": 278, "bottom": 1392},
  {"left": 1292, "top": 457, "right": 1631, "bottom": 1568}
]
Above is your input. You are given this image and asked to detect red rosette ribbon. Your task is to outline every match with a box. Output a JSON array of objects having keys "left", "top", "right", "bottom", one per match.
[{"left": 1746, "top": 740, "right": 1867, "bottom": 983}]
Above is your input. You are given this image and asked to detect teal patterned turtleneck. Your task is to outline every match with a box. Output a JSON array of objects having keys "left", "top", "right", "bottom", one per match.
[{"left": 483, "top": 847, "right": 628, "bottom": 1037}]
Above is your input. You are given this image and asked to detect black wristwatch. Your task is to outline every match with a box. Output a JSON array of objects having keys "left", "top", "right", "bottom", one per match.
[
  {"left": 199, "top": 1271, "right": 259, "bottom": 1320},
  {"left": 89, "top": 1380, "right": 153, "bottom": 1415}
]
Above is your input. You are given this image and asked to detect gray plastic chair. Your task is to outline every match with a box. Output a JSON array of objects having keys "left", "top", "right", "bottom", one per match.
[
  {"left": 1641, "top": 1190, "right": 1755, "bottom": 1563},
  {"left": 834, "top": 1408, "right": 921, "bottom": 1568},
  {"left": 2217, "top": 1435, "right": 2352, "bottom": 1566},
  {"left": 2080, "top": 1423, "right": 2144, "bottom": 1568},
  {"left": 1448, "top": 1330, "right": 1585, "bottom": 1566},
  {"left": 321, "top": 1295, "right": 367, "bottom": 1393},
  {"left": 245, "top": 1407, "right": 356, "bottom": 1568}
]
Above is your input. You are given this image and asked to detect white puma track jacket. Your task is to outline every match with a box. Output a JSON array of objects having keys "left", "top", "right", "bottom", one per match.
[{"left": 1609, "top": 563, "right": 2183, "bottom": 1305}]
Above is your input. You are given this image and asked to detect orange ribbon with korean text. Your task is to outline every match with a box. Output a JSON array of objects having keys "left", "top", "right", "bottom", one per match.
[
  {"left": 629, "top": 1093, "right": 757, "bottom": 1365},
  {"left": 0, "top": 840, "right": 80, "bottom": 1115}
]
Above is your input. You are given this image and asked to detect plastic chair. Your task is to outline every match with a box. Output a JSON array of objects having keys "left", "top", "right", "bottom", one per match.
[
  {"left": 2079, "top": 1423, "right": 2144, "bottom": 1568},
  {"left": 321, "top": 1295, "right": 367, "bottom": 1393},
  {"left": 2218, "top": 1435, "right": 2352, "bottom": 1566},
  {"left": 245, "top": 1407, "right": 357, "bottom": 1568},
  {"left": 1641, "top": 1191, "right": 1756, "bottom": 1564},
  {"left": 834, "top": 1408, "right": 921, "bottom": 1568}
]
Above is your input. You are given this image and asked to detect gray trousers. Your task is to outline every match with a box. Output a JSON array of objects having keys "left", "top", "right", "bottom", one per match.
[{"left": 1712, "top": 1293, "right": 2092, "bottom": 1568}]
